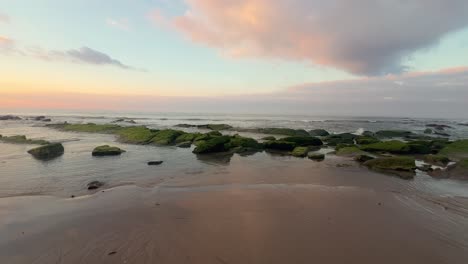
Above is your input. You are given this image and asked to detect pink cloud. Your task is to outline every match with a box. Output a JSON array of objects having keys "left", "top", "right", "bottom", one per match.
[{"left": 170, "top": 0, "right": 468, "bottom": 75}]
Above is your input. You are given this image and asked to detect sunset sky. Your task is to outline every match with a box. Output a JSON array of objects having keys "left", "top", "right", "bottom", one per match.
[{"left": 1, "top": 0, "right": 468, "bottom": 117}]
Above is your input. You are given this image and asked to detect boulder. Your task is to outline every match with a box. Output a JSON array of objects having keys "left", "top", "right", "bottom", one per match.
[
  {"left": 308, "top": 153, "right": 325, "bottom": 161},
  {"left": 92, "top": 145, "right": 126, "bottom": 156},
  {"left": 291, "top": 147, "right": 309, "bottom": 157},
  {"left": 193, "top": 136, "right": 231, "bottom": 154},
  {"left": 87, "top": 181, "right": 104, "bottom": 190},
  {"left": 336, "top": 146, "right": 367, "bottom": 157},
  {"left": 226, "top": 135, "right": 263, "bottom": 150},
  {"left": 263, "top": 140, "right": 296, "bottom": 151},
  {"left": 117, "top": 126, "right": 158, "bottom": 144},
  {"left": 355, "top": 136, "right": 380, "bottom": 145},
  {"left": 364, "top": 157, "right": 416, "bottom": 179},
  {"left": 175, "top": 133, "right": 202, "bottom": 143},
  {"left": 439, "top": 140, "right": 468, "bottom": 160},
  {"left": 360, "top": 140, "right": 410, "bottom": 154},
  {"left": 28, "top": 143, "right": 64, "bottom": 160},
  {"left": 281, "top": 136, "right": 323, "bottom": 147},
  {"left": 309, "top": 129, "right": 330, "bottom": 137},
  {"left": 151, "top": 129, "right": 185, "bottom": 145},
  {"left": 375, "top": 130, "right": 413, "bottom": 138},
  {"left": 257, "top": 128, "right": 310, "bottom": 137},
  {"left": 324, "top": 133, "right": 356, "bottom": 146}
]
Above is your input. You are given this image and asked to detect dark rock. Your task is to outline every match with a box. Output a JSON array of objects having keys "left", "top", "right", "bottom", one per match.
[
  {"left": 0, "top": 115, "right": 21, "bottom": 120},
  {"left": 263, "top": 140, "right": 296, "bottom": 151},
  {"left": 309, "top": 129, "right": 330, "bottom": 137},
  {"left": 261, "top": 136, "right": 276, "bottom": 141},
  {"left": 291, "top": 147, "right": 309, "bottom": 157},
  {"left": 354, "top": 154, "right": 374, "bottom": 163},
  {"left": 424, "top": 128, "right": 433, "bottom": 134},
  {"left": 375, "top": 130, "right": 414, "bottom": 138},
  {"left": 27, "top": 143, "right": 64, "bottom": 160},
  {"left": 87, "top": 181, "right": 104, "bottom": 190},
  {"left": 324, "top": 133, "right": 356, "bottom": 146},
  {"left": 42, "top": 118, "right": 52, "bottom": 122},
  {"left": 308, "top": 153, "right": 325, "bottom": 161},
  {"left": 362, "top": 131, "right": 375, "bottom": 137},
  {"left": 281, "top": 136, "right": 323, "bottom": 146},
  {"left": 355, "top": 136, "right": 380, "bottom": 145},
  {"left": 364, "top": 157, "right": 416, "bottom": 180},
  {"left": 148, "top": 161, "right": 164, "bottom": 166},
  {"left": 426, "top": 124, "right": 452, "bottom": 130},
  {"left": 193, "top": 136, "right": 231, "bottom": 154},
  {"left": 176, "top": 141, "right": 192, "bottom": 148},
  {"left": 34, "top": 116, "right": 46, "bottom": 121},
  {"left": 92, "top": 145, "right": 126, "bottom": 156}
]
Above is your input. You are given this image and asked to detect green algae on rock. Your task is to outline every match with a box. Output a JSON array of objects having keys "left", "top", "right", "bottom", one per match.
[
  {"left": 364, "top": 157, "right": 416, "bottom": 179},
  {"left": 291, "top": 147, "right": 309, "bottom": 157},
  {"left": 281, "top": 136, "right": 323, "bottom": 147},
  {"left": 263, "top": 140, "right": 296, "bottom": 151},
  {"left": 309, "top": 129, "right": 330, "bottom": 137},
  {"left": 308, "top": 153, "right": 325, "bottom": 161},
  {"left": 0, "top": 135, "right": 49, "bottom": 145},
  {"left": 92, "top": 145, "right": 126, "bottom": 156},
  {"left": 360, "top": 140, "right": 411, "bottom": 154},
  {"left": 336, "top": 146, "right": 367, "bottom": 157},
  {"left": 151, "top": 129, "right": 185, "bottom": 145},
  {"left": 28, "top": 143, "right": 64, "bottom": 160},
  {"left": 48, "top": 123, "right": 122, "bottom": 134},
  {"left": 375, "top": 130, "right": 414, "bottom": 138},
  {"left": 439, "top": 140, "right": 468, "bottom": 160},
  {"left": 355, "top": 136, "right": 380, "bottom": 145},
  {"left": 324, "top": 133, "right": 357, "bottom": 146},
  {"left": 193, "top": 136, "right": 231, "bottom": 154},
  {"left": 116, "top": 126, "right": 158, "bottom": 144}
]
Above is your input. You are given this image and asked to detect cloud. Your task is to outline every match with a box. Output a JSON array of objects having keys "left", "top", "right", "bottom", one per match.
[
  {"left": 170, "top": 0, "right": 468, "bottom": 75},
  {"left": 106, "top": 18, "right": 130, "bottom": 30},
  {"left": 0, "top": 13, "right": 9, "bottom": 23},
  {"left": 0, "top": 38, "right": 143, "bottom": 71}
]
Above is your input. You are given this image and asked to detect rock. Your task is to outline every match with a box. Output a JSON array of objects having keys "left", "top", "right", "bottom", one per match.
[
  {"left": 176, "top": 141, "right": 192, "bottom": 148},
  {"left": 27, "top": 143, "right": 64, "bottom": 160},
  {"left": 87, "top": 180, "right": 104, "bottom": 190},
  {"left": 0, "top": 135, "right": 49, "bottom": 145},
  {"left": 263, "top": 140, "right": 296, "bottom": 151},
  {"left": 360, "top": 140, "right": 411, "bottom": 154},
  {"left": 426, "top": 124, "right": 452, "bottom": 130},
  {"left": 445, "top": 159, "right": 468, "bottom": 180},
  {"left": 406, "top": 141, "right": 433, "bottom": 154},
  {"left": 175, "top": 124, "right": 233, "bottom": 130},
  {"left": 42, "top": 118, "right": 52, "bottom": 122},
  {"left": 439, "top": 140, "right": 468, "bottom": 160},
  {"left": 458, "top": 123, "right": 468, "bottom": 127},
  {"left": 117, "top": 126, "right": 158, "bottom": 144},
  {"left": 226, "top": 135, "right": 263, "bottom": 150},
  {"left": 324, "top": 133, "right": 356, "bottom": 146},
  {"left": 362, "top": 131, "right": 375, "bottom": 137},
  {"left": 175, "top": 133, "right": 202, "bottom": 143},
  {"left": 336, "top": 146, "right": 367, "bottom": 157},
  {"left": 48, "top": 123, "right": 122, "bottom": 133},
  {"left": 355, "top": 136, "right": 380, "bottom": 145},
  {"left": 0, "top": 115, "right": 21, "bottom": 120},
  {"left": 375, "top": 130, "right": 414, "bottom": 138},
  {"left": 424, "top": 128, "right": 433, "bottom": 134},
  {"left": 193, "top": 136, "right": 231, "bottom": 154},
  {"left": 34, "top": 116, "right": 46, "bottom": 121},
  {"left": 148, "top": 161, "right": 163, "bottom": 166},
  {"left": 363, "top": 157, "right": 416, "bottom": 179},
  {"left": 417, "top": 164, "right": 433, "bottom": 172},
  {"left": 281, "top": 136, "right": 323, "bottom": 147},
  {"left": 291, "top": 147, "right": 309, "bottom": 157},
  {"left": 434, "top": 131, "right": 450, "bottom": 137},
  {"left": 309, "top": 129, "right": 330, "bottom": 137},
  {"left": 424, "top": 154, "right": 450, "bottom": 166},
  {"left": 206, "top": 131, "right": 223, "bottom": 137},
  {"left": 256, "top": 128, "right": 310, "bottom": 136},
  {"left": 92, "top": 145, "right": 126, "bottom": 156},
  {"left": 151, "top": 129, "right": 185, "bottom": 145},
  {"left": 354, "top": 154, "right": 374, "bottom": 163},
  {"left": 308, "top": 153, "right": 325, "bottom": 161},
  {"left": 261, "top": 136, "right": 276, "bottom": 141}
]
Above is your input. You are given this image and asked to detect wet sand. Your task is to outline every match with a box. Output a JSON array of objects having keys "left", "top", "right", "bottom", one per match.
[{"left": 1, "top": 166, "right": 468, "bottom": 264}]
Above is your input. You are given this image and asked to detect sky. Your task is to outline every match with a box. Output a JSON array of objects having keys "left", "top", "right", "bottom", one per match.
[{"left": 1, "top": 0, "right": 468, "bottom": 117}]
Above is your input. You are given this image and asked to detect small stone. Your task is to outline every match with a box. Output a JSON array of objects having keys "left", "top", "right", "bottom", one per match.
[
  {"left": 87, "top": 181, "right": 104, "bottom": 190},
  {"left": 148, "top": 161, "right": 163, "bottom": 166}
]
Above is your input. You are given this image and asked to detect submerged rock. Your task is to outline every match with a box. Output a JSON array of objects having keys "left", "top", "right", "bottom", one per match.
[
  {"left": 291, "top": 147, "right": 309, "bottom": 157},
  {"left": 375, "top": 130, "right": 414, "bottom": 138},
  {"left": 27, "top": 143, "right": 64, "bottom": 160},
  {"left": 308, "top": 153, "right": 325, "bottom": 161},
  {"left": 364, "top": 157, "right": 416, "bottom": 179},
  {"left": 176, "top": 141, "right": 192, "bottom": 148},
  {"left": 309, "top": 129, "right": 330, "bottom": 137},
  {"left": 92, "top": 145, "right": 126, "bottom": 156},
  {"left": 148, "top": 161, "right": 163, "bottom": 166},
  {"left": 87, "top": 180, "right": 104, "bottom": 190}
]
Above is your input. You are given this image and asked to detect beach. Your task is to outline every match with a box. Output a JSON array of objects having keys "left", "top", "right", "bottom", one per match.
[{"left": 1, "top": 113, "right": 468, "bottom": 263}]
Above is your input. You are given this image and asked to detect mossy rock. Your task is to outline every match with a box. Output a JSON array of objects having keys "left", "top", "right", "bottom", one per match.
[
  {"left": 364, "top": 157, "right": 416, "bottom": 179},
  {"left": 48, "top": 123, "right": 122, "bottom": 134},
  {"left": 92, "top": 145, "right": 126, "bottom": 156},
  {"left": 309, "top": 129, "right": 330, "bottom": 137},
  {"left": 324, "top": 133, "right": 356, "bottom": 146},
  {"left": 257, "top": 128, "right": 310, "bottom": 137},
  {"left": 151, "top": 129, "right": 185, "bottom": 145},
  {"left": 291, "top": 147, "right": 309, "bottom": 157},
  {"left": 116, "top": 126, "right": 158, "bottom": 144},
  {"left": 261, "top": 136, "right": 276, "bottom": 141},
  {"left": 439, "top": 140, "right": 468, "bottom": 160},
  {"left": 226, "top": 135, "right": 262, "bottom": 149},
  {"left": 443, "top": 159, "right": 468, "bottom": 180},
  {"left": 281, "top": 136, "right": 323, "bottom": 147},
  {"left": 355, "top": 136, "right": 380, "bottom": 145},
  {"left": 176, "top": 142, "right": 192, "bottom": 148},
  {"left": 28, "top": 143, "right": 64, "bottom": 160},
  {"left": 424, "top": 154, "right": 450, "bottom": 166},
  {"left": 354, "top": 154, "right": 374, "bottom": 163},
  {"left": 0, "top": 135, "right": 49, "bottom": 145},
  {"left": 360, "top": 140, "right": 410, "bottom": 154},
  {"left": 175, "top": 133, "right": 202, "bottom": 143},
  {"left": 199, "top": 124, "right": 233, "bottom": 131},
  {"left": 193, "top": 136, "right": 231, "bottom": 154},
  {"left": 375, "top": 130, "right": 414, "bottom": 138},
  {"left": 206, "top": 131, "right": 223, "bottom": 137},
  {"left": 263, "top": 140, "right": 296, "bottom": 151},
  {"left": 308, "top": 153, "right": 325, "bottom": 161},
  {"left": 406, "top": 141, "right": 433, "bottom": 154},
  {"left": 362, "top": 131, "right": 375, "bottom": 137},
  {"left": 336, "top": 146, "right": 367, "bottom": 157}
]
